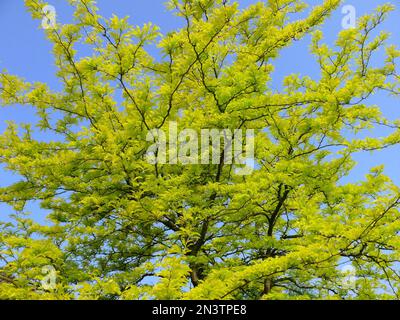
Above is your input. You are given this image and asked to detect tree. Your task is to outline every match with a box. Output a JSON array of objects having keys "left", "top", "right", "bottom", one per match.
[{"left": 1, "top": 0, "right": 400, "bottom": 300}]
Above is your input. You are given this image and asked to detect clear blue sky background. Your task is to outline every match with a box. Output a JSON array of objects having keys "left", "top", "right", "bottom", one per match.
[{"left": 0, "top": 0, "right": 399, "bottom": 224}]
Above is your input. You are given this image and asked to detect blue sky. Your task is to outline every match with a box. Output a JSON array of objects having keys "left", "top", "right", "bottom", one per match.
[{"left": 0, "top": 0, "right": 399, "bottom": 223}]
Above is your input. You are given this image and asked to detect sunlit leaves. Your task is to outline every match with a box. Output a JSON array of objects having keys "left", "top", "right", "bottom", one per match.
[{"left": 1, "top": 0, "right": 400, "bottom": 300}]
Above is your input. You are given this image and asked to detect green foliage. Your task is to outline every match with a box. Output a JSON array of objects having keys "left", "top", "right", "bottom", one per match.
[{"left": 1, "top": 0, "right": 400, "bottom": 299}]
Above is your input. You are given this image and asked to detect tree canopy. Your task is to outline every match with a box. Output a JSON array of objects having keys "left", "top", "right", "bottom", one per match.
[{"left": 1, "top": 0, "right": 400, "bottom": 299}]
